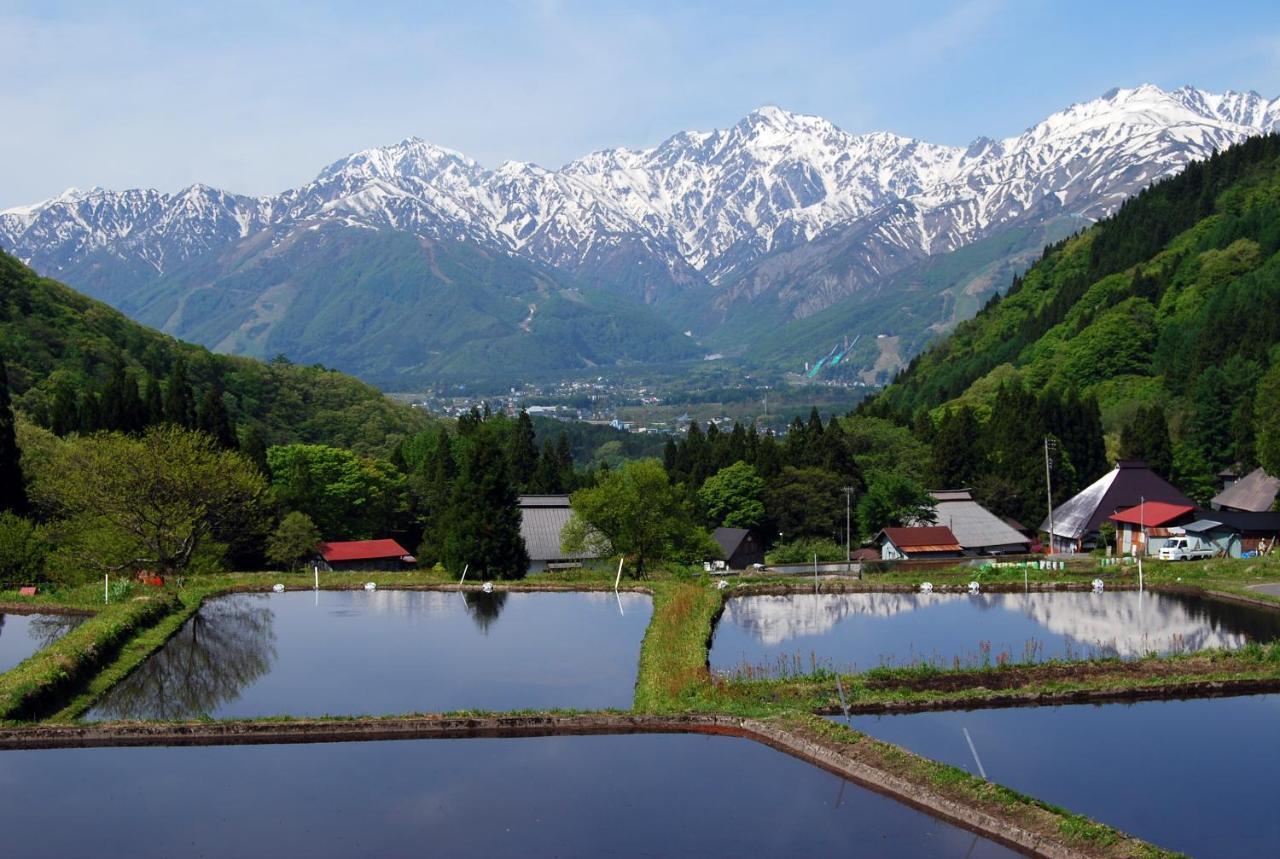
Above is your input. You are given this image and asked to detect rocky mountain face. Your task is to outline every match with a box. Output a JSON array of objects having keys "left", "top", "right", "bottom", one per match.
[{"left": 3, "top": 84, "right": 1278, "bottom": 385}]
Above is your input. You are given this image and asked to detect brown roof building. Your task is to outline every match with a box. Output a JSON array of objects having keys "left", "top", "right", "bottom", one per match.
[{"left": 875, "top": 526, "right": 964, "bottom": 560}]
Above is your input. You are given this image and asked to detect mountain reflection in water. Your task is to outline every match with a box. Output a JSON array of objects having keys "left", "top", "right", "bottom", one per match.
[
  {"left": 712, "top": 591, "right": 1280, "bottom": 671},
  {"left": 90, "top": 595, "right": 277, "bottom": 720}
]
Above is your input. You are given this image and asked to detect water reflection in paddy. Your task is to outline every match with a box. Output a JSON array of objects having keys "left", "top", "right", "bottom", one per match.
[
  {"left": 86, "top": 589, "right": 652, "bottom": 720},
  {"left": 711, "top": 591, "right": 1280, "bottom": 673},
  {"left": 0, "top": 733, "right": 1017, "bottom": 858},
  {"left": 841, "top": 695, "right": 1280, "bottom": 858},
  {"left": 0, "top": 611, "right": 86, "bottom": 674}
]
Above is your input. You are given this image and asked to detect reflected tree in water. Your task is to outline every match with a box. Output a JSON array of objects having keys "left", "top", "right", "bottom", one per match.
[
  {"left": 462, "top": 591, "right": 508, "bottom": 634},
  {"left": 92, "top": 595, "right": 277, "bottom": 719},
  {"left": 26, "top": 614, "right": 86, "bottom": 648}
]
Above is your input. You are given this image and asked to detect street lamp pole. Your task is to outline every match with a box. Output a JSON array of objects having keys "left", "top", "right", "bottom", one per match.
[
  {"left": 1043, "top": 437, "right": 1056, "bottom": 556},
  {"left": 843, "top": 486, "right": 855, "bottom": 565}
]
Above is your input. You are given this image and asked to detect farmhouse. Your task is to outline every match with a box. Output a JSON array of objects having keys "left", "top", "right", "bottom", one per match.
[
  {"left": 1042, "top": 460, "right": 1193, "bottom": 554},
  {"left": 518, "top": 495, "right": 603, "bottom": 573},
  {"left": 875, "top": 526, "right": 964, "bottom": 560},
  {"left": 712, "top": 527, "right": 766, "bottom": 570},
  {"left": 929, "top": 489, "right": 1032, "bottom": 555},
  {"left": 1211, "top": 467, "right": 1280, "bottom": 513},
  {"left": 1108, "top": 500, "right": 1198, "bottom": 556},
  {"left": 316, "top": 539, "right": 415, "bottom": 572},
  {"left": 1182, "top": 510, "right": 1280, "bottom": 557}
]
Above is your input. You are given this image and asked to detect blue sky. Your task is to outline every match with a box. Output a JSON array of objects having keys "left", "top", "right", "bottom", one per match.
[{"left": 2, "top": 0, "right": 1279, "bottom": 208}]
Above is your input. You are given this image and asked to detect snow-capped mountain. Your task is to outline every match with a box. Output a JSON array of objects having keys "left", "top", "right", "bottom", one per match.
[{"left": 3, "top": 84, "right": 1278, "bottom": 363}]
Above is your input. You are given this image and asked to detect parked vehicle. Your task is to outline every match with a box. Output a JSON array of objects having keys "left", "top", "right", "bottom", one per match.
[{"left": 1158, "top": 536, "right": 1216, "bottom": 561}]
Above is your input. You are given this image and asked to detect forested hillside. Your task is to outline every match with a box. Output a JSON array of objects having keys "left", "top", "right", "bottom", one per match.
[
  {"left": 862, "top": 133, "right": 1280, "bottom": 504},
  {"left": 0, "top": 250, "right": 427, "bottom": 455}
]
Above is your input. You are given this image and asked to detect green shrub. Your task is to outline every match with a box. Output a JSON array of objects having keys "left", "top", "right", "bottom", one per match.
[{"left": 0, "top": 512, "right": 49, "bottom": 588}]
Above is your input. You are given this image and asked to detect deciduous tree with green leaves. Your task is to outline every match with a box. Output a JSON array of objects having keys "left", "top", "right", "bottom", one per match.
[
  {"left": 698, "top": 461, "right": 766, "bottom": 529},
  {"left": 563, "top": 459, "right": 715, "bottom": 575},
  {"left": 32, "top": 426, "right": 267, "bottom": 577},
  {"left": 266, "top": 511, "right": 323, "bottom": 571},
  {"left": 266, "top": 443, "right": 408, "bottom": 540},
  {"left": 856, "top": 471, "right": 936, "bottom": 538}
]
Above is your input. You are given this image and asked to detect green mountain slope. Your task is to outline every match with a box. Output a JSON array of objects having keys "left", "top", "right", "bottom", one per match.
[
  {"left": 0, "top": 249, "right": 427, "bottom": 454},
  {"left": 864, "top": 133, "right": 1280, "bottom": 472},
  {"left": 737, "top": 217, "right": 1082, "bottom": 383},
  {"left": 102, "top": 226, "right": 699, "bottom": 390}
]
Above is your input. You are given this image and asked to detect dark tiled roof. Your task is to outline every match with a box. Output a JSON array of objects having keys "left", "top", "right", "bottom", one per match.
[
  {"left": 713, "top": 527, "right": 751, "bottom": 557},
  {"left": 1042, "top": 461, "right": 1193, "bottom": 540}
]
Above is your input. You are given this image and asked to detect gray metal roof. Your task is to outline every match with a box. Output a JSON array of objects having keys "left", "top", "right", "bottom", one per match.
[
  {"left": 1212, "top": 468, "right": 1280, "bottom": 513},
  {"left": 713, "top": 527, "right": 750, "bottom": 558},
  {"left": 1041, "top": 461, "right": 1193, "bottom": 540},
  {"left": 518, "top": 498, "right": 598, "bottom": 562},
  {"left": 518, "top": 494, "right": 573, "bottom": 508},
  {"left": 929, "top": 490, "right": 1031, "bottom": 550},
  {"left": 1184, "top": 519, "right": 1223, "bottom": 533}
]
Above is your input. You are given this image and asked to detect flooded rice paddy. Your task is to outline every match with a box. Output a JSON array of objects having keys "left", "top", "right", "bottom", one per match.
[
  {"left": 711, "top": 590, "right": 1280, "bottom": 674},
  {"left": 0, "top": 733, "right": 1017, "bottom": 858},
  {"left": 841, "top": 694, "right": 1280, "bottom": 858},
  {"left": 0, "top": 611, "right": 86, "bottom": 674},
  {"left": 85, "top": 589, "right": 651, "bottom": 720}
]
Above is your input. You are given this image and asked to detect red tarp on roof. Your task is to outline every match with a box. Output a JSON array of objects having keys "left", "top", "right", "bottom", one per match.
[
  {"left": 880, "top": 526, "right": 962, "bottom": 552},
  {"left": 319, "top": 539, "right": 411, "bottom": 562},
  {"left": 1109, "top": 501, "right": 1195, "bottom": 527}
]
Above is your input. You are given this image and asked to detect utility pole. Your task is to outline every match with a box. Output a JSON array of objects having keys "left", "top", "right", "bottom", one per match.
[
  {"left": 1043, "top": 437, "right": 1056, "bottom": 556},
  {"left": 843, "top": 486, "right": 856, "bottom": 564}
]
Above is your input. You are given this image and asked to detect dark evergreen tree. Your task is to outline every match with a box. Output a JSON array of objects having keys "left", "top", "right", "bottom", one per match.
[
  {"left": 931, "top": 406, "right": 983, "bottom": 489},
  {"left": 101, "top": 355, "right": 144, "bottom": 432},
  {"left": 530, "top": 438, "right": 565, "bottom": 494},
  {"left": 0, "top": 357, "right": 28, "bottom": 515},
  {"left": 48, "top": 382, "right": 79, "bottom": 436},
  {"left": 239, "top": 424, "right": 270, "bottom": 475},
  {"left": 755, "top": 431, "right": 783, "bottom": 479},
  {"left": 554, "top": 431, "right": 575, "bottom": 490},
  {"left": 442, "top": 428, "right": 528, "bottom": 579},
  {"left": 509, "top": 410, "right": 539, "bottom": 490},
  {"left": 411, "top": 427, "right": 456, "bottom": 566},
  {"left": 164, "top": 357, "right": 197, "bottom": 429},
  {"left": 662, "top": 436, "right": 679, "bottom": 476},
  {"left": 197, "top": 386, "right": 237, "bottom": 449},
  {"left": 143, "top": 375, "right": 165, "bottom": 427},
  {"left": 979, "top": 382, "right": 1049, "bottom": 524},
  {"left": 78, "top": 391, "right": 102, "bottom": 434},
  {"left": 1119, "top": 405, "right": 1174, "bottom": 477}
]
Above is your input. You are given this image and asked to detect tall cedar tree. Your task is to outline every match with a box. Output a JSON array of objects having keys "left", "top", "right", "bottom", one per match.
[
  {"left": 510, "top": 410, "right": 539, "bottom": 490},
  {"left": 143, "top": 375, "right": 165, "bottom": 427},
  {"left": 554, "top": 431, "right": 574, "bottom": 490},
  {"left": 1119, "top": 405, "right": 1173, "bottom": 477},
  {"left": 49, "top": 382, "right": 78, "bottom": 436},
  {"left": 442, "top": 427, "right": 528, "bottom": 579},
  {"left": 931, "top": 406, "right": 984, "bottom": 489},
  {"left": 102, "top": 355, "right": 144, "bottom": 432},
  {"left": 530, "top": 439, "right": 565, "bottom": 494},
  {"left": 411, "top": 427, "right": 456, "bottom": 566},
  {"left": 198, "top": 386, "right": 237, "bottom": 449},
  {"left": 0, "top": 357, "right": 28, "bottom": 515},
  {"left": 979, "top": 383, "right": 1050, "bottom": 525},
  {"left": 165, "top": 357, "right": 197, "bottom": 429}
]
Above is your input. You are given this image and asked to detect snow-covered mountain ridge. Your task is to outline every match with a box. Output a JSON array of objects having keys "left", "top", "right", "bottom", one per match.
[{"left": 3, "top": 84, "right": 1278, "bottom": 314}]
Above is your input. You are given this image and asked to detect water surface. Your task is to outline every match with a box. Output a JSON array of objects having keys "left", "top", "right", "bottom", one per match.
[
  {"left": 0, "top": 733, "right": 1016, "bottom": 858},
  {"left": 711, "top": 591, "right": 1280, "bottom": 673},
  {"left": 0, "top": 611, "right": 86, "bottom": 674},
  {"left": 842, "top": 695, "right": 1280, "bottom": 858},
  {"left": 86, "top": 589, "right": 651, "bottom": 719}
]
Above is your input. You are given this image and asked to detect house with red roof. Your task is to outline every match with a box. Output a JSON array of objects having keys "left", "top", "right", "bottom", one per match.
[
  {"left": 1108, "top": 501, "right": 1198, "bottom": 557},
  {"left": 316, "top": 539, "right": 415, "bottom": 572},
  {"left": 874, "top": 526, "right": 964, "bottom": 560}
]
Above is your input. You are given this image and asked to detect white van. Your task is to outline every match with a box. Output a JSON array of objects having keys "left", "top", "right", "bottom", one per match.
[{"left": 1158, "top": 536, "right": 1215, "bottom": 561}]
